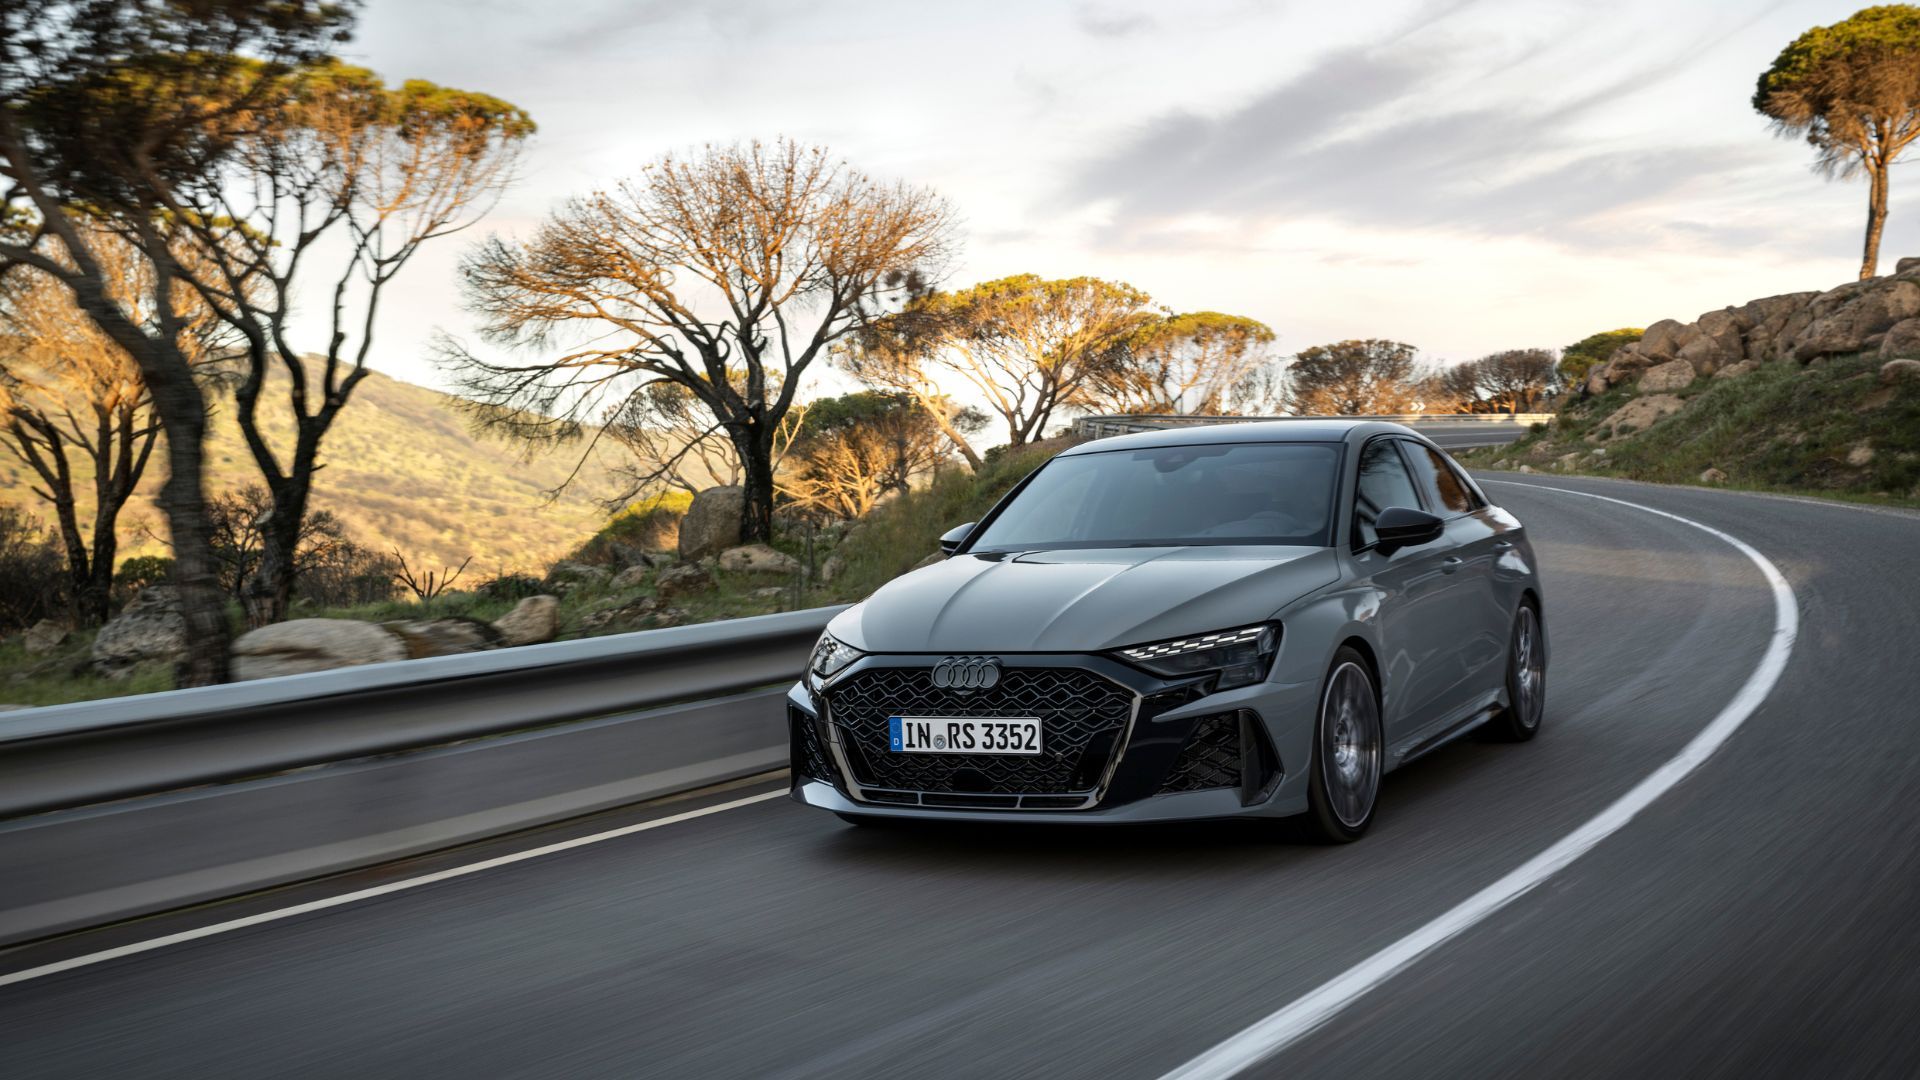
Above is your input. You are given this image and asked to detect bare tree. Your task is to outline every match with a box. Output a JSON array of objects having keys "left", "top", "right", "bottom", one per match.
[
  {"left": 444, "top": 139, "right": 956, "bottom": 543},
  {"left": 0, "top": 0, "right": 352, "bottom": 683},
  {"left": 392, "top": 550, "right": 471, "bottom": 602},
  {"left": 603, "top": 376, "right": 806, "bottom": 502},
  {"left": 1090, "top": 311, "right": 1277, "bottom": 415},
  {"left": 1287, "top": 339, "right": 1422, "bottom": 415},
  {"left": 1756, "top": 7, "right": 1920, "bottom": 279},
  {"left": 165, "top": 61, "right": 532, "bottom": 627}
]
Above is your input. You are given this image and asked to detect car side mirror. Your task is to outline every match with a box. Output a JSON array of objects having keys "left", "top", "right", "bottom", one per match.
[
  {"left": 938, "top": 521, "right": 977, "bottom": 556},
  {"left": 1374, "top": 506, "right": 1444, "bottom": 554}
]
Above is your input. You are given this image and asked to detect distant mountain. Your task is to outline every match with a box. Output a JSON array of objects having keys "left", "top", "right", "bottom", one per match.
[{"left": 0, "top": 362, "right": 628, "bottom": 574}]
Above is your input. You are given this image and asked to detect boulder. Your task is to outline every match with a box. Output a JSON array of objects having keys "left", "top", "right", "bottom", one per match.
[
  {"left": 230, "top": 618, "right": 407, "bottom": 681},
  {"left": 1713, "top": 360, "right": 1759, "bottom": 380},
  {"left": 1789, "top": 279, "right": 1920, "bottom": 361},
  {"left": 1589, "top": 394, "right": 1685, "bottom": 443},
  {"left": 1700, "top": 467, "right": 1728, "bottom": 484},
  {"left": 1879, "top": 318, "right": 1920, "bottom": 359},
  {"left": 610, "top": 564, "right": 654, "bottom": 590},
  {"left": 23, "top": 619, "right": 68, "bottom": 655},
  {"left": 380, "top": 616, "right": 501, "bottom": 659},
  {"left": 1637, "top": 319, "right": 1688, "bottom": 362},
  {"left": 1898, "top": 256, "right": 1920, "bottom": 275},
  {"left": 544, "top": 561, "right": 610, "bottom": 593},
  {"left": 819, "top": 553, "right": 846, "bottom": 584},
  {"left": 1639, "top": 359, "right": 1697, "bottom": 392},
  {"left": 1881, "top": 358, "right": 1920, "bottom": 385},
  {"left": 91, "top": 585, "right": 188, "bottom": 679},
  {"left": 716, "top": 543, "right": 801, "bottom": 576},
  {"left": 1516, "top": 465, "right": 1536, "bottom": 474},
  {"left": 492, "top": 595, "right": 560, "bottom": 646},
  {"left": 749, "top": 586, "right": 788, "bottom": 601},
  {"left": 654, "top": 562, "right": 712, "bottom": 598},
  {"left": 1846, "top": 441, "right": 1876, "bottom": 467},
  {"left": 678, "top": 485, "right": 746, "bottom": 561},
  {"left": 575, "top": 596, "right": 659, "bottom": 633}
]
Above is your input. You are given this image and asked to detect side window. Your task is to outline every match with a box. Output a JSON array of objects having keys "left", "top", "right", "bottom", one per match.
[
  {"left": 1353, "top": 439, "right": 1423, "bottom": 548},
  {"left": 1407, "top": 443, "right": 1477, "bottom": 515}
]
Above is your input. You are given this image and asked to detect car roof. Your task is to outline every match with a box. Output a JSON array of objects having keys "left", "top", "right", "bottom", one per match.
[{"left": 1055, "top": 418, "right": 1422, "bottom": 456}]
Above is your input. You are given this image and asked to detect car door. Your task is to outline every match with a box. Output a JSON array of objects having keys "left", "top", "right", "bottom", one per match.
[
  {"left": 1347, "top": 436, "right": 1472, "bottom": 743},
  {"left": 1402, "top": 439, "right": 1508, "bottom": 719}
]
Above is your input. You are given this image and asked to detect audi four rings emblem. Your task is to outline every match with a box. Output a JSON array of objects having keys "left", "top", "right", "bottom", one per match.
[{"left": 931, "top": 656, "right": 1000, "bottom": 690}]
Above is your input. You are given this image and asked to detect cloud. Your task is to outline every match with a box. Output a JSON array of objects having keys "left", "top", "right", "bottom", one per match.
[
  {"left": 1075, "top": 4, "right": 1156, "bottom": 38},
  {"left": 1064, "top": 11, "right": 1780, "bottom": 254}
]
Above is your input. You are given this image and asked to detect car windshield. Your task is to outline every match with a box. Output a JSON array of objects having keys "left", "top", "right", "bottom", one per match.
[{"left": 970, "top": 441, "right": 1340, "bottom": 551}]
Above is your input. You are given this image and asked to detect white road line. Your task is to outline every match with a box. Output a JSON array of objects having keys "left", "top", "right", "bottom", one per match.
[
  {"left": 1159, "top": 481, "right": 1800, "bottom": 1080},
  {"left": 0, "top": 789, "right": 786, "bottom": 989}
]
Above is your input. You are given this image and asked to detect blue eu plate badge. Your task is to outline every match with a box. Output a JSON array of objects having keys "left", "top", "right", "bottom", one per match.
[{"left": 888, "top": 716, "right": 903, "bottom": 751}]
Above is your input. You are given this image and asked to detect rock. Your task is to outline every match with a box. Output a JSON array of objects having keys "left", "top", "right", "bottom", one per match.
[
  {"left": 749, "top": 586, "right": 788, "bottom": 600},
  {"left": 1898, "top": 256, "right": 1920, "bottom": 275},
  {"left": 544, "top": 561, "right": 610, "bottom": 593},
  {"left": 1639, "top": 359, "right": 1697, "bottom": 392},
  {"left": 1713, "top": 360, "right": 1759, "bottom": 380},
  {"left": 492, "top": 595, "right": 560, "bottom": 646},
  {"left": 678, "top": 485, "right": 746, "bottom": 561},
  {"left": 91, "top": 585, "right": 187, "bottom": 679},
  {"left": 609, "top": 564, "right": 654, "bottom": 590},
  {"left": 1879, "top": 318, "right": 1920, "bottom": 359},
  {"left": 1881, "top": 358, "right": 1920, "bottom": 385},
  {"left": 1516, "top": 465, "right": 1536, "bottom": 474},
  {"left": 1846, "top": 441, "right": 1876, "bottom": 467},
  {"left": 575, "top": 596, "right": 658, "bottom": 633},
  {"left": 1638, "top": 319, "right": 1687, "bottom": 361},
  {"left": 1589, "top": 394, "right": 1685, "bottom": 443},
  {"left": 23, "top": 619, "right": 68, "bottom": 655},
  {"left": 912, "top": 552, "right": 944, "bottom": 569},
  {"left": 380, "top": 616, "right": 501, "bottom": 658},
  {"left": 819, "top": 553, "right": 846, "bottom": 585},
  {"left": 651, "top": 606, "right": 691, "bottom": 629},
  {"left": 230, "top": 618, "right": 407, "bottom": 681},
  {"left": 654, "top": 562, "right": 712, "bottom": 598},
  {"left": 716, "top": 543, "right": 801, "bottom": 576},
  {"left": 1790, "top": 279, "right": 1920, "bottom": 361},
  {"left": 1700, "top": 467, "right": 1728, "bottom": 484}
]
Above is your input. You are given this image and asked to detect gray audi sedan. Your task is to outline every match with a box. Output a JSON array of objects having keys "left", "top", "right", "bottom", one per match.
[{"left": 788, "top": 420, "right": 1546, "bottom": 841}]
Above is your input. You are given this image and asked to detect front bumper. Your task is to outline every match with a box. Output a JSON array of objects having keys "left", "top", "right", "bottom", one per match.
[{"left": 788, "top": 652, "right": 1322, "bottom": 821}]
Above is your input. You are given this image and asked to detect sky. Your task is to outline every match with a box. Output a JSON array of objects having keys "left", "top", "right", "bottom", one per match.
[{"left": 317, "top": 0, "right": 1911, "bottom": 393}]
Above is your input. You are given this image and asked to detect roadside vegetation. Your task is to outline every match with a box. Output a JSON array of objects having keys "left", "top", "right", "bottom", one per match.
[{"left": 1460, "top": 354, "right": 1920, "bottom": 508}]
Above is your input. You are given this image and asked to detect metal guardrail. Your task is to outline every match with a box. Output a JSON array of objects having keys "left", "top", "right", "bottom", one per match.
[
  {"left": 0, "top": 605, "right": 842, "bottom": 820},
  {"left": 1072, "top": 413, "right": 1554, "bottom": 439}
]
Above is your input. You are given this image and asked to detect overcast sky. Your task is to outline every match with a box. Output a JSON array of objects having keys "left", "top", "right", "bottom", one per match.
[{"left": 324, "top": 0, "right": 1902, "bottom": 391}]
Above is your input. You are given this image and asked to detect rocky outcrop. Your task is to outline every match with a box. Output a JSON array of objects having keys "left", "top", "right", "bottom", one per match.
[
  {"left": 1587, "top": 265, "right": 1920, "bottom": 394},
  {"left": 609, "top": 564, "right": 654, "bottom": 590},
  {"left": 380, "top": 617, "right": 501, "bottom": 658},
  {"left": 230, "top": 618, "right": 407, "bottom": 681},
  {"left": 492, "top": 595, "right": 560, "bottom": 646},
  {"left": 716, "top": 543, "right": 800, "bottom": 575},
  {"left": 678, "top": 486, "right": 745, "bottom": 561},
  {"left": 544, "top": 561, "right": 610, "bottom": 594},
  {"left": 1588, "top": 395, "right": 1685, "bottom": 443},
  {"left": 91, "top": 586, "right": 187, "bottom": 679}
]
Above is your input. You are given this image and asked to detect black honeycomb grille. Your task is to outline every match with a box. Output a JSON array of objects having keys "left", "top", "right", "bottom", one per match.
[
  {"left": 792, "top": 706, "right": 835, "bottom": 782},
  {"left": 828, "top": 666, "right": 1133, "bottom": 796},
  {"left": 1159, "top": 712, "right": 1242, "bottom": 793}
]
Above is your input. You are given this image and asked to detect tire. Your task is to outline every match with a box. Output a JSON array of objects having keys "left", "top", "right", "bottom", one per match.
[
  {"left": 1300, "top": 647, "right": 1384, "bottom": 843},
  {"left": 1485, "top": 601, "right": 1546, "bottom": 742}
]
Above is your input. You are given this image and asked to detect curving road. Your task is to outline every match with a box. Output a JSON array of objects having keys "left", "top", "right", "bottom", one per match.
[{"left": 4, "top": 474, "right": 1919, "bottom": 1079}]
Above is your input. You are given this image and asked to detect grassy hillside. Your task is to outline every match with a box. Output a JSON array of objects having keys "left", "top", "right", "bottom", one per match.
[
  {"left": 1460, "top": 355, "right": 1920, "bottom": 506},
  {"left": 0, "top": 361, "right": 628, "bottom": 572}
]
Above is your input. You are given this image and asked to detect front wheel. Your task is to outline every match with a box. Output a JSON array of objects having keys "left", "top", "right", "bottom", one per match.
[
  {"left": 1485, "top": 602, "right": 1545, "bottom": 742},
  {"left": 1300, "top": 648, "right": 1383, "bottom": 843}
]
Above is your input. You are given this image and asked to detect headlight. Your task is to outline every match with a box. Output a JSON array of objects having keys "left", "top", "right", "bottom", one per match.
[
  {"left": 1115, "top": 623, "right": 1279, "bottom": 689},
  {"left": 809, "top": 632, "right": 864, "bottom": 679}
]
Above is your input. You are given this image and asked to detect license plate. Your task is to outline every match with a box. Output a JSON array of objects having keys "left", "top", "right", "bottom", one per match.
[{"left": 889, "top": 716, "right": 1042, "bottom": 755}]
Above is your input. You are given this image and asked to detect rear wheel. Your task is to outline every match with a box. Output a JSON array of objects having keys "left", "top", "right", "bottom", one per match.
[
  {"left": 1300, "top": 648, "right": 1383, "bottom": 843},
  {"left": 1485, "top": 602, "right": 1545, "bottom": 742}
]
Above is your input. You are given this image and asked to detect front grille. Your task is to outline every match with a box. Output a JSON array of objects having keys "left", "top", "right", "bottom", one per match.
[
  {"left": 1159, "top": 712, "right": 1242, "bottom": 793},
  {"left": 827, "top": 665, "right": 1133, "bottom": 797}
]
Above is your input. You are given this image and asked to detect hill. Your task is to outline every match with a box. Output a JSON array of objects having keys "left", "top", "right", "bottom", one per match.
[{"left": 0, "top": 362, "right": 628, "bottom": 573}]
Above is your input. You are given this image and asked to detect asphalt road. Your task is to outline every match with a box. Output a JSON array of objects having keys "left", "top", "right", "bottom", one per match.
[{"left": 4, "top": 474, "right": 1917, "bottom": 1079}]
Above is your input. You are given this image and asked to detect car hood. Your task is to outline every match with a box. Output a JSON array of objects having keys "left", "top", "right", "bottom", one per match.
[{"left": 831, "top": 545, "right": 1340, "bottom": 654}]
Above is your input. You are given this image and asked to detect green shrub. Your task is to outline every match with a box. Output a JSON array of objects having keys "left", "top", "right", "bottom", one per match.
[{"left": 572, "top": 491, "right": 693, "bottom": 566}]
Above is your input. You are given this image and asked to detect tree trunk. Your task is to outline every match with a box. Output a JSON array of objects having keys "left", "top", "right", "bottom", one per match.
[
  {"left": 243, "top": 481, "right": 305, "bottom": 628},
  {"left": 149, "top": 390, "right": 229, "bottom": 685},
  {"left": 733, "top": 426, "right": 777, "bottom": 543},
  {"left": 922, "top": 399, "right": 982, "bottom": 471},
  {"left": 1863, "top": 160, "right": 1891, "bottom": 280}
]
